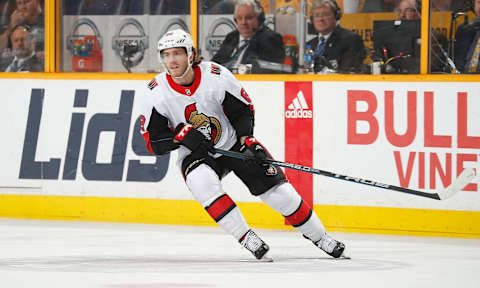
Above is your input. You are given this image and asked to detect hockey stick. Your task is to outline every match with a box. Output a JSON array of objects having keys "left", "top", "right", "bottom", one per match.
[{"left": 214, "top": 148, "right": 476, "bottom": 200}]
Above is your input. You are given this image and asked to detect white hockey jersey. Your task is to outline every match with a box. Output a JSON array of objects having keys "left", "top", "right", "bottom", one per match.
[{"left": 140, "top": 61, "right": 254, "bottom": 167}]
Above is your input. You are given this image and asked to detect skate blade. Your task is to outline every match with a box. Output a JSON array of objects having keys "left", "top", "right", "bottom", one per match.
[
  {"left": 259, "top": 255, "right": 274, "bottom": 262},
  {"left": 338, "top": 253, "right": 351, "bottom": 260}
]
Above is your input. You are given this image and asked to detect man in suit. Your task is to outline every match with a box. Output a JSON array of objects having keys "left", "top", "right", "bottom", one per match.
[
  {"left": 1, "top": 24, "right": 42, "bottom": 72},
  {"left": 211, "top": 0, "right": 285, "bottom": 73},
  {"left": 392, "top": 0, "right": 449, "bottom": 73},
  {"left": 454, "top": 0, "right": 480, "bottom": 73},
  {"left": 0, "top": 0, "right": 43, "bottom": 53},
  {"left": 307, "top": 0, "right": 366, "bottom": 73}
]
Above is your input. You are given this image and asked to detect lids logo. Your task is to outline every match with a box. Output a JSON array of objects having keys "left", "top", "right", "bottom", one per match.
[
  {"left": 18, "top": 89, "right": 169, "bottom": 182},
  {"left": 285, "top": 90, "right": 312, "bottom": 119}
]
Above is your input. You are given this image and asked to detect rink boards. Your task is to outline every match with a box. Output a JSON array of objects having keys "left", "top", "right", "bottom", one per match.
[{"left": 1, "top": 78, "right": 479, "bottom": 238}]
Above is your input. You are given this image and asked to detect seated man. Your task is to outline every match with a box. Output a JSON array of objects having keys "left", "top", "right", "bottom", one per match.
[
  {"left": 211, "top": 0, "right": 285, "bottom": 73},
  {"left": 374, "top": 0, "right": 449, "bottom": 73},
  {"left": 306, "top": 0, "right": 366, "bottom": 73},
  {"left": 0, "top": 0, "right": 43, "bottom": 53},
  {"left": 454, "top": 0, "right": 480, "bottom": 73},
  {"left": 0, "top": 24, "right": 43, "bottom": 72},
  {"left": 396, "top": 0, "right": 448, "bottom": 73}
]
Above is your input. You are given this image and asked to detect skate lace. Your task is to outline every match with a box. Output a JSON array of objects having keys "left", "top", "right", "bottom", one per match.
[
  {"left": 241, "top": 230, "right": 263, "bottom": 252},
  {"left": 318, "top": 234, "right": 337, "bottom": 253}
]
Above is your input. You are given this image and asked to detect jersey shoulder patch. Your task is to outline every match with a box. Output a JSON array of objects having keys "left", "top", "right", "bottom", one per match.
[
  {"left": 148, "top": 78, "right": 158, "bottom": 90},
  {"left": 210, "top": 63, "right": 221, "bottom": 75}
]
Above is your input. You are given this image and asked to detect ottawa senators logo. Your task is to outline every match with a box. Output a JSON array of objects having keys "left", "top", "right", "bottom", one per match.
[
  {"left": 184, "top": 103, "right": 222, "bottom": 145},
  {"left": 266, "top": 165, "right": 278, "bottom": 176}
]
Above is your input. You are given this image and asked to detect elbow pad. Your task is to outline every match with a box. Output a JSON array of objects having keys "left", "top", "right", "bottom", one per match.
[{"left": 222, "top": 92, "right": 255, "bottom": 138}]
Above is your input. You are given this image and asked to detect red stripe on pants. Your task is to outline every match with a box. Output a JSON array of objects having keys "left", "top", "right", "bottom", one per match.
[
  {"left": 142, "top": 132, "right": 154, "bottom": 154},
  {"left": 205, "top": 194, "right": 236, "bottom": 222},
  {"left": 285, "top": 199, "right": 312, "bottom": 227}
]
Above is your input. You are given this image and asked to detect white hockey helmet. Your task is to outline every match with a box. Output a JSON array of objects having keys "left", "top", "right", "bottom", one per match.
[{"left": 157, "top": 29, "right": 194, "bottom": 76}]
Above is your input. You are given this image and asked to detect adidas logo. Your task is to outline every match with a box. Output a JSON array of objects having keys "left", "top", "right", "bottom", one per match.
[{"left": 285, "top": 91, "right": 313, "bottom": 119}]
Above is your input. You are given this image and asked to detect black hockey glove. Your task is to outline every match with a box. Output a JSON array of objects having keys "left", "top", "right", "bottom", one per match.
[
  {"left": 174, "top": 123, "right": 214, "bottom": 155},
  {"left": 240, "top": 136, "right": 270, "bottom": 166}
]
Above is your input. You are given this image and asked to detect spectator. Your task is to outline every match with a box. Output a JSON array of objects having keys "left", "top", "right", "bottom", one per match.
[
  {"left": 393, "top": 0, "right": 449, "bottom": 73},
  {"left": 306, "top": 0, "right": 366, "bottom": 73},
  {"left": 211, "top": 0, "right": 285, "bottom": 73},
  {"left": 394, "top": 0, "right": 418, "bottom": 19},
  {"left": 0, "top": 0, "right": 43, "bottom": 54},
  {"left": 454, "top": 0, "right": 480, "bottom": 73},
  {"left": 361, "top": 0, "right": 398, "bottom": 12},
  {"left": 0, "top": 24, "right": 42, "bottom": 71},
  {"left": 0, "top": 0, "right": 16, "bottom": 30}
]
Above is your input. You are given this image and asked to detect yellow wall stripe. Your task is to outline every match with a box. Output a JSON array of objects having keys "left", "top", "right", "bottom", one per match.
[
  {"left": 1, "top": 72, "right": 480, "bottom": 82},
  {"left": 1, "top": 194, "right": 479, "bottom": 239}
]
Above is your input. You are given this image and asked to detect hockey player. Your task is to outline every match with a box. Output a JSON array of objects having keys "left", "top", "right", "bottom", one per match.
[{"left": 140, "top": 29, "right": 346, "bottom": 260}]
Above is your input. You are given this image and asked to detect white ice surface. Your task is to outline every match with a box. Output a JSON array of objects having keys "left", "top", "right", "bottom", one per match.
[{"left": 0, "top": 219, "right": 479, "bottom": 288}]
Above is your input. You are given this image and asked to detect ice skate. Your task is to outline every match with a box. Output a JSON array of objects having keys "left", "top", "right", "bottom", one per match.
[
  {"left": 315, "top": 233, "right": 348, "bottom": 259},
  {"left": 240, "top": 229, "right": 272, "bottom": 261}
]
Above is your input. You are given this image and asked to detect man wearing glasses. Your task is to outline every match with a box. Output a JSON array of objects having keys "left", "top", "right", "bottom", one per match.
[{"left": 306, "top": 0, "right": 366, "bottom": 73}]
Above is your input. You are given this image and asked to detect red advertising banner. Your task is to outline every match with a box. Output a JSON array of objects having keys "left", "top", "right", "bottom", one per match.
[
  {"left": 284, "top": 82, "right": 314, "bottom": 206},
  {"left": 347, "top": 89, "right": 479, "bottom": 192}
]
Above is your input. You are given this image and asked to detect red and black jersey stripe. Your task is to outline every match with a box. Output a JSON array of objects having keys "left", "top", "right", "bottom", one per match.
[
  {"left": 211, "top": 64, "right": 221, "bottom": 75},
  {"left": 148, "top": 79, "right": 158, "bottom": 90}
]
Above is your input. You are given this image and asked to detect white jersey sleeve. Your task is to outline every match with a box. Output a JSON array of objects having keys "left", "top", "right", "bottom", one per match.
[
  {"left": 214, "top": 63, "right": 254, "bottom": 107},
  {"left": 140, "top": 78, "right": 157, "bottom": 136}
]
